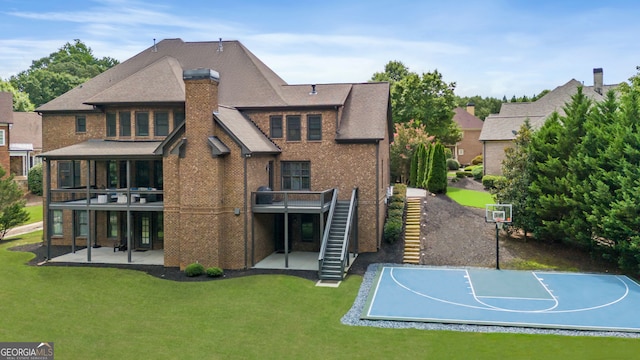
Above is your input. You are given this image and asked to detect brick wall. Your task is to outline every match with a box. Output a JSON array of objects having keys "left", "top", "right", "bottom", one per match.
[
  {"left": 457, "top": 129, "right": 483, "bottom": 165},
  {"left": 483, "top": 140, "right": 513, "bottom": 175}
]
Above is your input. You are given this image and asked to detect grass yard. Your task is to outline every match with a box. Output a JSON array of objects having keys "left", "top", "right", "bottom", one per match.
[
  {"left": 1, "top": 234, "right": 639, "bottom": 359},
  {"left": 446, "top": 186, "right": 495, "bottom": 208},
  {"left": 24, "top": 204, "right": 43, "bottom": 224}
]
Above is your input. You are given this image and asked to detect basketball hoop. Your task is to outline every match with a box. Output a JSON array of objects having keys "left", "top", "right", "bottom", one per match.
[
  {"left": 485, "top": 204, "right": 513, "bottom": 270},
  {"left": 495, "top": 218, "right": 504, "bottom": 229}
]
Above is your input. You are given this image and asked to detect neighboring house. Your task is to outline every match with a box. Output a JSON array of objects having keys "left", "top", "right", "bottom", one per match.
[
  {"left": 451, "top": 104, "right": 484, "bottom": 165},
  {"left": 0, "top": 91, "right": 43, "bottom": 180},
  {"left": 37, "top": 39, "right": 392, "bottom": 279},
  {"left": 479, "top": 68, "right": 618, "bottom": 175},
  {"left": 0, "top": 92, "right": 12, "bottom": 174},
  {"left": 10, "top": 111, "right": 42, "bottom": 179}
]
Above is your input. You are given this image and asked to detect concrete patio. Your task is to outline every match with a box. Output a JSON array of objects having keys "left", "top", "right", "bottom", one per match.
[
  {"left": 49, "top": 247, "right": 164, "bottom": 265},
  {"left": 253, "top": 251, "right": 357, "bottom": 271}
]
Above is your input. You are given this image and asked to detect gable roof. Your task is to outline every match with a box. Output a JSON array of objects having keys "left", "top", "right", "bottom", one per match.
[
  {"left": 10, "top": 112, "right": 42, "bottom": 150},
  {"left": 453, "top": 108, "right": 484, "bottom": 130},
  {"left": 479, "top": 79, "right": 619, "bottom": 141},
  {"left": 214, "top": 105, "right": 280, "bottom": 155},
  {"left": 337, "top": 82, "right": 392, "bottom": 142},
  {"left": 0, "top": 92, "right": 13, "bottom": 124}
]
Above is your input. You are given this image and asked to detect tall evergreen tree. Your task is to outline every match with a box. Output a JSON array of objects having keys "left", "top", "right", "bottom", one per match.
[
  {"left": 426, "top": 143, "right": 447, "bottom": 194},
  {"left": 0, "top": 166, "right": 29, "bottom": 240},
  {"left": 492, "top": 119, "right": 535, "bottom": 238}
]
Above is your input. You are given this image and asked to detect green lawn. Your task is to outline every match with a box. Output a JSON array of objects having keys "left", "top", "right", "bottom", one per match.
[
  {"left": 1, "top": 234, "right": 639, "bottom": 359},
  {"left": 24, "top": 204, "right": 43, "bottom": 224},
  {"left": 446, "top": 187, "right": 495, "bottom": 208}
]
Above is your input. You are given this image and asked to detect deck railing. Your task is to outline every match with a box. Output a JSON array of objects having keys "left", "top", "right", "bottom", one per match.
[
  {"left": 251, "top": 189, "right": 334, "bottom": 210},
  {"left": 49, "top": 187, "right": 164, "bottom": 206}
]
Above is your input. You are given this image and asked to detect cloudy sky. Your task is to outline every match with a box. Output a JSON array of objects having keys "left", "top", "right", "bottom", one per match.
[{"left": 1, "top": 0, "right": 639, "bottom": 98}]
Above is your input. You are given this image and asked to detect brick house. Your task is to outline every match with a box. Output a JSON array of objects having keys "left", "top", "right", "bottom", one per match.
[
  {"left": 0, "top": 92, "right": 43, "bottom": 181},
  {"left": 480, "top": 68, "right": 618, "bottom": 175},
  {"left": 451, "top": 104, "right": 483, "bottom": 165},
  {"left": 37, "top": 39, "right": 392, "bottom": 279}
]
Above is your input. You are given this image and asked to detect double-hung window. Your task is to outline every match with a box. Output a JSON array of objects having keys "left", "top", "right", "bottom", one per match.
[
  {"left": 282, "top": 161, "right": 310, "bottom": 190},
  {"left": 136, "top": 112, "right": 149, "bottom": 136},
  {"left": 76, "top": 211, "right": 88, "bottom": 237},
  {"left": 286, "top": 115, "right": 301, "bottom": 141},
  {"left": 52, "top": 210, "right": 63, "bottom": 236},
  {"left": 58, "top": 161, "right": 81, "bottom": 188},
  {"left": 106, "top": 112, "right": 117, "bottom": 137},
  {"left": 270, "top": 115, "right": 283, "bottom": 138},
  {"left": 120, "top": 112, "right": 131, "bottom": 137},
  {"left": 173, "top": 111, "right": 185, "bottom": 128},
  {"left": 76, "top": 115, "right": 86, "bottom": 133},
  {"left": 307, "top": 115, "right": 322, "bottom": 140},
  {"left": 154, "top": 112, "right": 169, "bottom": 136}
]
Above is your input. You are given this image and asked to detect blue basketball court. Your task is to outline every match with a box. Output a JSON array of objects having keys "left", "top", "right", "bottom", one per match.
[{"left": 361, "top": 265, "right": 640, "bottom": 332}]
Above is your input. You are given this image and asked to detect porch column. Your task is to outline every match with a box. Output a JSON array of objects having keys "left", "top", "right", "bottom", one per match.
[
  {"left": 86, "top": 159, "right": 91, "bottom": 262},
  {"left": 45, "top": 159, "right": 51, "bottom": 260},
  {"left": 284, "top": 193, "right": 289, "bottom": 268},
  {"left": 126, "top": 160, "right": 132, "bottom": 263}
]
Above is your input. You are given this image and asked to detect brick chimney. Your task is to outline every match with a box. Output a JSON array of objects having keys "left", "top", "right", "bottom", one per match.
[
  {"left": 178, "top": 68, "right": 221, "bottom": 268},
  {"left": 593, "top": 68, "right": 603, "bottom": 95},
  {"left": 466, "top": 102, "right": 475, "bottom": 116}
]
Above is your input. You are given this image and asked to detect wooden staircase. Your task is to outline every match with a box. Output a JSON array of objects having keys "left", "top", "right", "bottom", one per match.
[{"left": 403, "top": 198, "right": 422, "bottom": 264}]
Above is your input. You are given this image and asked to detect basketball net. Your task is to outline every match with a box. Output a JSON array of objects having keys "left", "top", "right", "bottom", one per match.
[{"left": 495, "top": 218, "right": 504, "bottom": 229}]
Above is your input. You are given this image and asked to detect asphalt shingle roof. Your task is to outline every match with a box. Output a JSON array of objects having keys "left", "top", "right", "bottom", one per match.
[
  {"left": 479, "top": 79, "right": 619, "bottom": 141},
  {"left": 40, "top": 140, "right": 162, "bottom": 160}
]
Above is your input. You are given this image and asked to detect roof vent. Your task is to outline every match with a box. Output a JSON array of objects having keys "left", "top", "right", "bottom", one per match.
[
  {"left": 309, "top": 84, "right": 317, "bottom": 95},
  {"left": 217, "top": 38, "right": 223, "bottom": 53},
  {"left": 152, "top": 38, "right": 157, "bottom": 52}
]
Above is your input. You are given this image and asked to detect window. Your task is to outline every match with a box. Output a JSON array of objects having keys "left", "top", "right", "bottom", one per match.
[
  {"left": 76, "top": 211, "right": 88, "bottom": 237},
  {"left": 106, "top": 112, "right": 117, "bottom": 137},
  {"left": 0, "top": 130, "right": 5, "bottom": 146},
  {"left": 307, "top": 115, "right": 322, "bottom": 140},
  {"left": 76, "top": 115, "right": 86, "bottom": 133},
  {"left": 173, "top": 111, "right": 185, "bottom": 128},
  {"left": 282, "top": 161, "right": 310, "bottom": 190},
  {"left": 108, "top": 160, "right": 118, "bottom": 188},
  {"left": 286, "top": 115, "right": 301, "bottom": 141},
  {"left": 120, "top": 112, "right": 131, "bottom": 137},
  {"left": 58, "top": 161, "right": 81, "bottom": 188},
  {"left": 52, "top": 210, "right": 63, "bottom": 236},
  {"left": 136, "top": 112, "right": 149, "bottom": 136},
  {"left": 458, "top": 148, "right": 464, "bottom": 156},
  {"left": 270, "top": 115, "right": 283, "bottom": 138},
  {"left": 107, "top": 211, "right": 118, "bottom": 238},
  {"left": 154, "top": 112, "right": 169, "bottom": 136}
]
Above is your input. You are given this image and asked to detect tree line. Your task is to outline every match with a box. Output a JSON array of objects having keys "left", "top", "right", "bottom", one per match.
[{"left": 493, "top": 71, "right": 640, "bottom": 274}]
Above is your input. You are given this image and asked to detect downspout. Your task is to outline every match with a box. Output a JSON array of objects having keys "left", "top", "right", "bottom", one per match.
[
  {"left": 376, "top": 142, "right": 380, "bottom": 249},
  {"left": 243, "top": 155, "right": 248, "bottom": 269},
  {"left": 482, "top": 141, "right": 486, "bottom": 176}
]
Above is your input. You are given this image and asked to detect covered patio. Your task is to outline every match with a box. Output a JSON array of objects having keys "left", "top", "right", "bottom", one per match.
[
  {"left": 253, "top": 251, "right": 357, "bottom": 271},
  {"left": 49, "top": 247, "right": 164, "bottom": 265}
]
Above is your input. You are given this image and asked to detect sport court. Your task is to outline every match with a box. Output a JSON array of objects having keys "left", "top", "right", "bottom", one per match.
[{"left": 361, "top": 265, "right": 640, "bottom": 332}]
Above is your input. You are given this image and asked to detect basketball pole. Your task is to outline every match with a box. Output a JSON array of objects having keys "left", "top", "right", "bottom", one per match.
[{"left": 495, "top": 222, "right": 500, "bottom": 270}]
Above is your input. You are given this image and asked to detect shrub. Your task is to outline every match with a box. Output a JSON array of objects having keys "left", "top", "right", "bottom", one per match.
[
  {"left": 206, "top": 267, "right": 224, "bottom": 277},
  {"left": 482, "top": 175, "right": 505, "bottom": 189},
  {"left": 472, "top": 165, "right": 484, "bottom": 180},
  {"left": 471, "top": 155, "right": 483, "bottom": 165},
  {"left": 384, "top": 218, "right": 403, "bottom": 243},
  {"left": 28, "top": 163, "right": 43, "bottom": 196},
  {"left": 426, "top": 143, "right": 448, "bottom": 194},
  {"left": 387, "top": 201, "right": 404, "bottom": 210},
  {"left": 388, "top": 208, "right": 404, "bottom": 219},
  {"left": 456, "top": 171, "right": 472, "bottom": 178},
  {"left": 444, "top": 147, "right": 453, "bottom": 159},
  {"left": 393, "top": 183, "right": 407, "bottom": 196},
  {"left": 446, "top": 158, "right": 460, "bottom": 170},
  {"left": 184, "top": 262, "right": 205, "bottom": 277},
  {"left": 388, "top": 194, "right": 404, "bottom": 204}
]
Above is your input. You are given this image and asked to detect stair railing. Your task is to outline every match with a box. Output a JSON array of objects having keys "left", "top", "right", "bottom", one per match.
[
  {"left": 318, "top": 188, "right": 338, "bottom": 276},
  {"left": 338, "top": 187, "right": 358, "bottom": 276}
]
